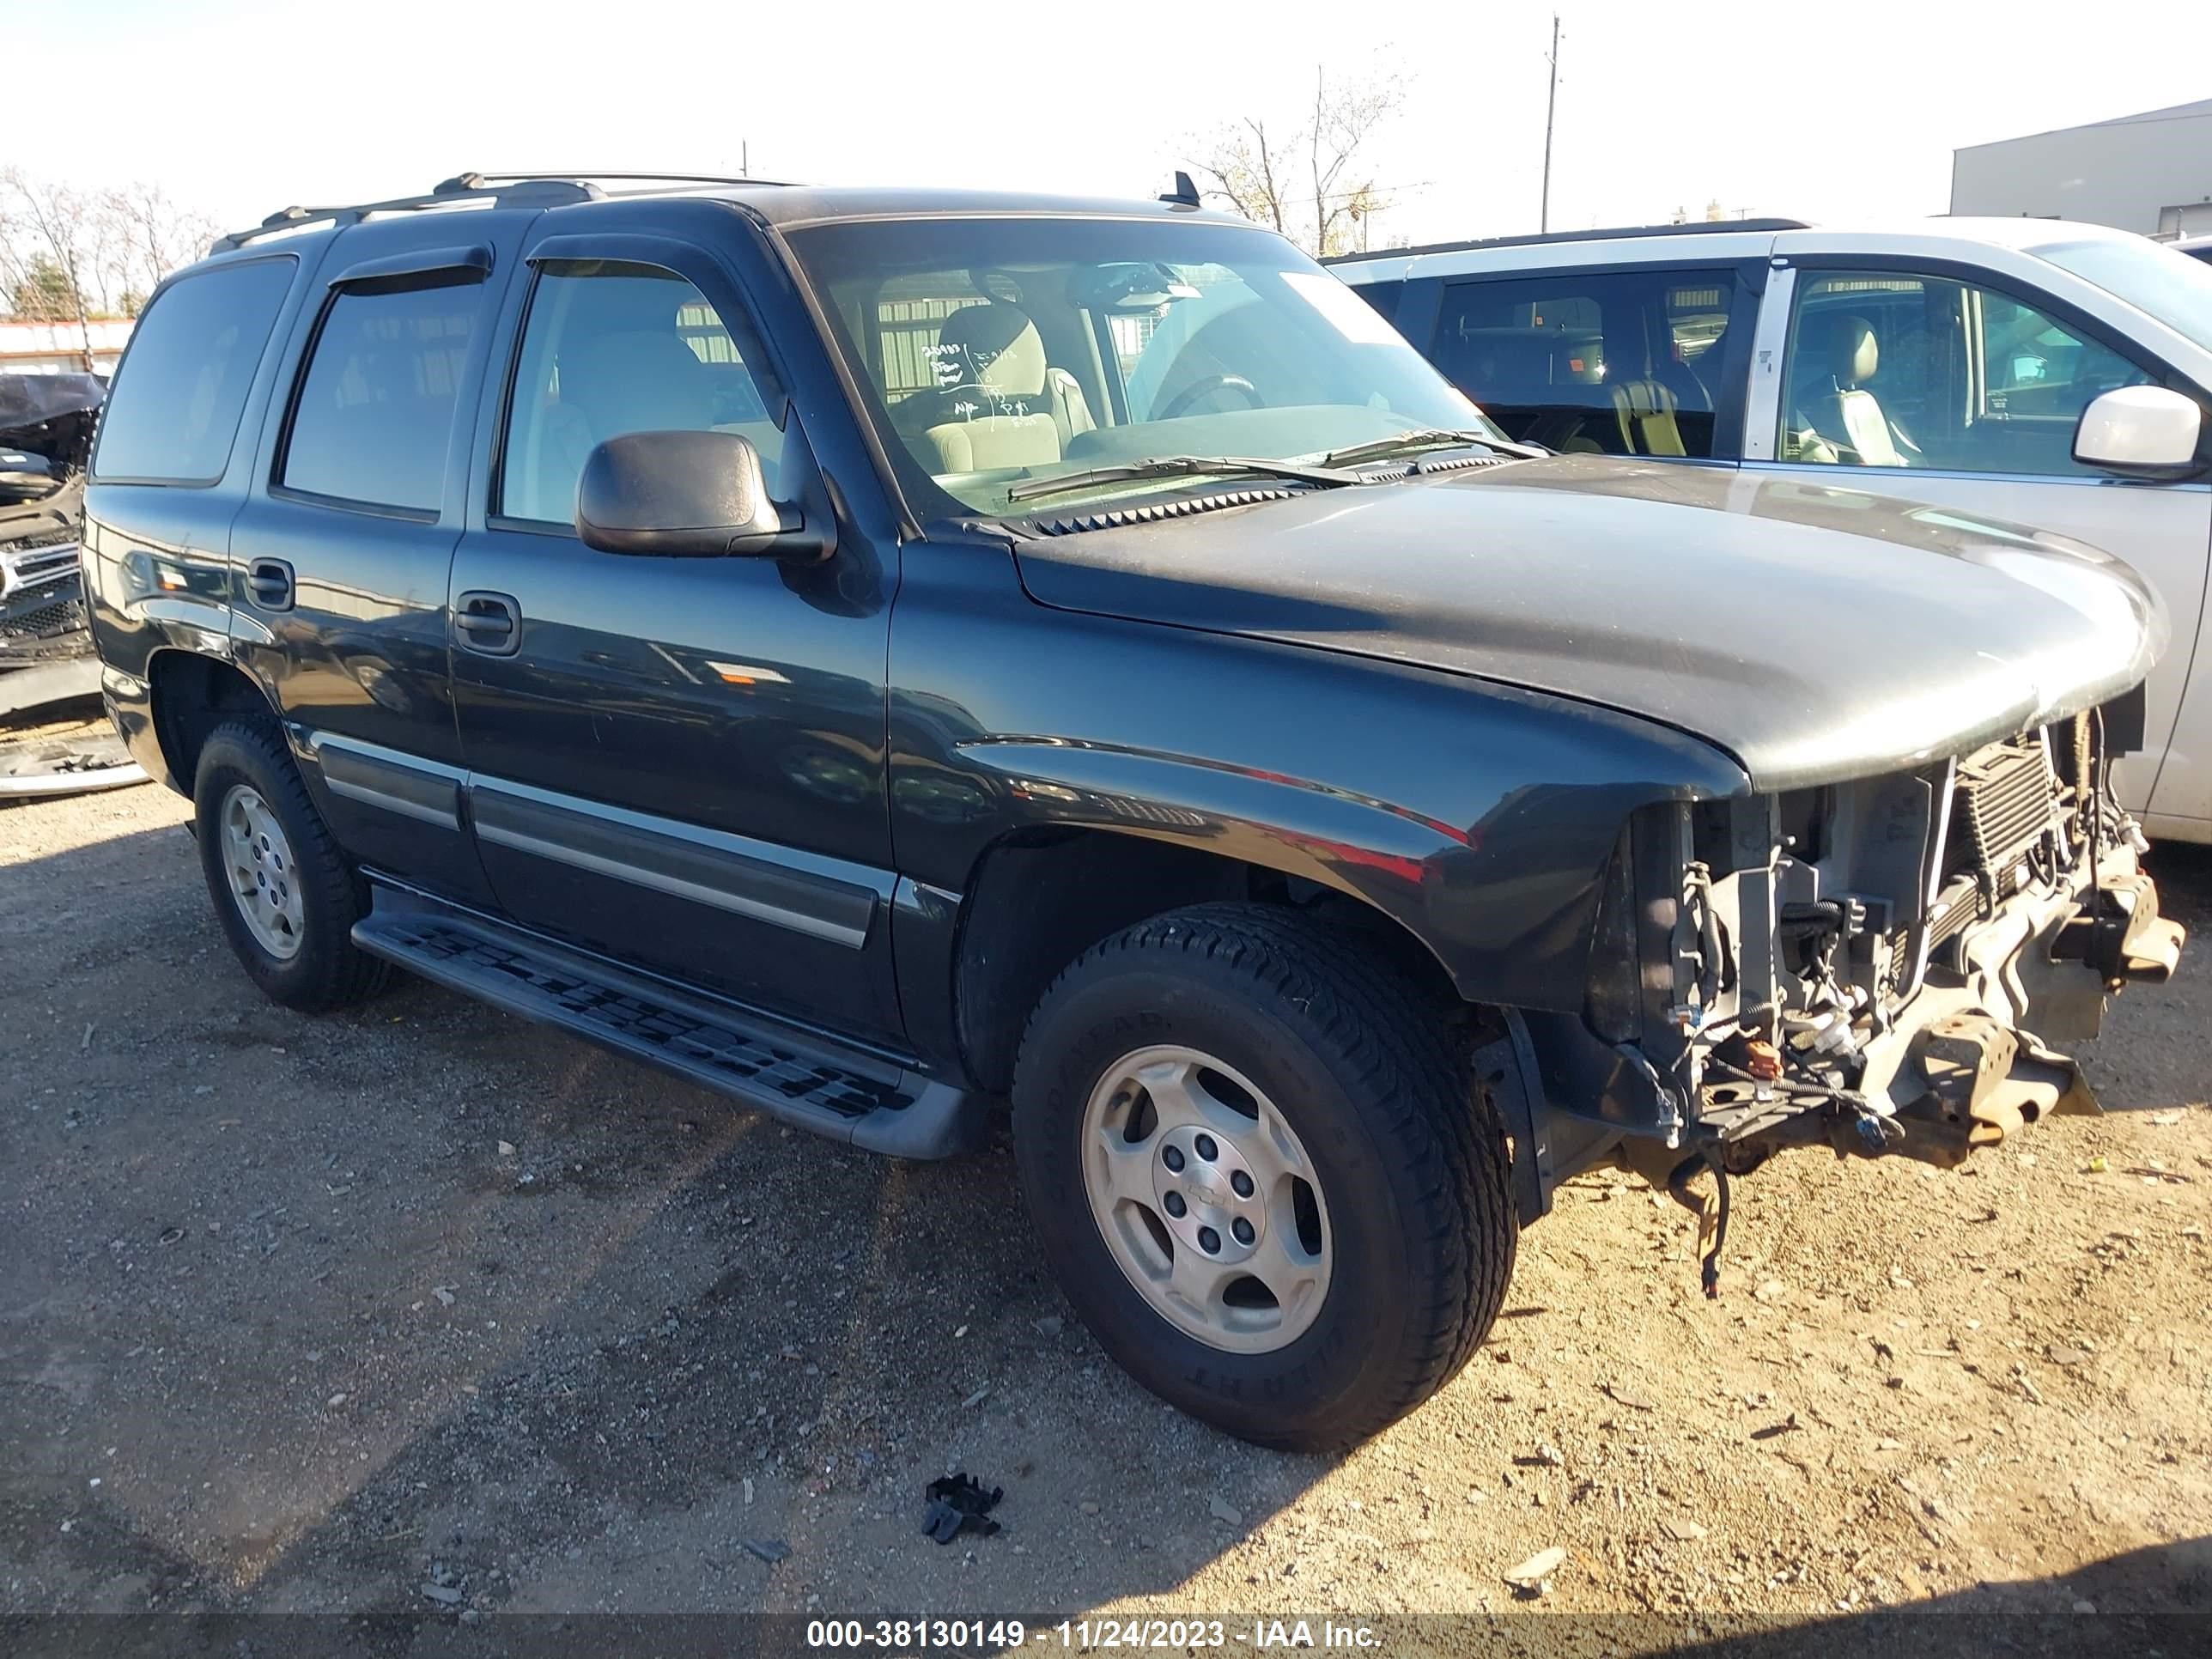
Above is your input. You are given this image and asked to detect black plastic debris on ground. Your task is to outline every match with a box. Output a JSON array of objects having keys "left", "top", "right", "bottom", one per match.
[{"left": 921, "top": 1474, "right": 1002, "bottom": 1544}]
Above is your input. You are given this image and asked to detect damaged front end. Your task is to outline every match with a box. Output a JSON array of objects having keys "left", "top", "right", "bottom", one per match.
[
  {"left": 2, "top": 373, "right": 145, "bottom": 799},
  {"left": 1553, "top": 696, "right": 2183, "bottom": 1287}
]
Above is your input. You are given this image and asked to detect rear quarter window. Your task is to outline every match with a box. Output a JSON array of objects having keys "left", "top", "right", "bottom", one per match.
[{"left": 91, "top": 257, "right": 296, "bottom": 485}]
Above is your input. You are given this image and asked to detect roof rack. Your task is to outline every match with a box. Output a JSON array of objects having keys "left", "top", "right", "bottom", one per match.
[
  {"left": 209, "top": 170, "right": 787, "bottom": 254},
  {"left": 435, "top": 169, "right": 782, "bottom": 192},
  {"left": 1322, "top": 216, "right": 1810, "bottom": 266}
]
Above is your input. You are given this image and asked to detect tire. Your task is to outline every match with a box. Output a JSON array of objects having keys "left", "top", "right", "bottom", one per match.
[
  {"left": 1012, "top": 902, "right": 1515, "bottom": 1450},
  {"left": 192, "top": 719, "right": 388, "bottom": 1012}
]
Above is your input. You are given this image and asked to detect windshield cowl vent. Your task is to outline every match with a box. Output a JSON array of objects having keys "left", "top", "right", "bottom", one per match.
[
  {"left": 1352, "top": 452, "right": 1510, "bottom": 483},
  {"left": 1413, "top": 453, "right": 1509, "bottom": 477},
  {"left": 1027, "top": 487, "right": 1297, "bottom": 537}
]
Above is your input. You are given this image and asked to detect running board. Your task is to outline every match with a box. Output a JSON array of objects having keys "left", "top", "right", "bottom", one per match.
[{"left": 352, "top": 889, "right": 984, "bottom": 1159}]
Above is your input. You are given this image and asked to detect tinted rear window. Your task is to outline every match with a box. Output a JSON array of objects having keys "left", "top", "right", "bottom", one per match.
[
  {"left": 1427, "top": 268, "right": 1741, "bottom": 457},
  {"left": 281, "top": 280, "right": 483, "bottom": 513},
  {"left": 92, "top": 258, "right": 295, "bottom": 484}
]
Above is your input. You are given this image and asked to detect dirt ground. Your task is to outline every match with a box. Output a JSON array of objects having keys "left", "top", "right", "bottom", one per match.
[{"left": 3, "top": 782, "right": 2208, "bottom": 1651}]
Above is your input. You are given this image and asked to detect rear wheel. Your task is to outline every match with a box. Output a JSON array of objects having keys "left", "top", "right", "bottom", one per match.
[
  {"left": 1013, "top": 903, "right": 1515, "bottom": 1450},
  {"left": 193, "top": 720, "right": 387, "bottom": 1012}
]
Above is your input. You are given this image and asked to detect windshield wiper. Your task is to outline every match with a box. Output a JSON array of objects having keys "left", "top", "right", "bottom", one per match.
[
  {"left": 1320, "top": 428, "right": 1548, "bottom": 468},
  {"left": 1005, "top": 454, "right": 1362, "bottom": 505}
]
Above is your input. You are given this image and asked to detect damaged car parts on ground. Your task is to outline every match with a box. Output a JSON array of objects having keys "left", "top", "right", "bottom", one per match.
[{"left": 82, "top": 172, "right": 2188, "bottom": 1450}]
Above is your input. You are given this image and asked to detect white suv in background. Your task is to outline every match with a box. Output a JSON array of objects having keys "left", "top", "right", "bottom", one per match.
[{"left": 1333, "top": 219, "right": 2212, "bottom": 845}]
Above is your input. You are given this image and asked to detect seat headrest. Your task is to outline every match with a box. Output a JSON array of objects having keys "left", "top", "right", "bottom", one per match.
[
  {"left": 560, "top": 330, "right": 716, "bottom": 437},
  {"left": 937, "top": 301, "right": 1048, "bottom": 398},
  {"left": 1826, "top": 315, "right": 1879, "bottom": 387}
]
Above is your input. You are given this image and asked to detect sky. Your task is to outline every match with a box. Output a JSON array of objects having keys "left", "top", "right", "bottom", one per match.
[{"left": 17, "top": 0, "right": 2212, "bottom": 248}]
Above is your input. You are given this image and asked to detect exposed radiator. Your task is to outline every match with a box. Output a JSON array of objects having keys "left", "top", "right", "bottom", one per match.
[
  {"left": 1954, "top": 739, "right": 2057, "bottom": 881},
  {"left": 1919, "top": 738, "right": 2062, "bottom": 965}
]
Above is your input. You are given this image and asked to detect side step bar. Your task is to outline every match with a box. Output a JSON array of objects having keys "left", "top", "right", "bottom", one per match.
[{"left": 353, "top": 888, "right": 985, "bottom": 1159}]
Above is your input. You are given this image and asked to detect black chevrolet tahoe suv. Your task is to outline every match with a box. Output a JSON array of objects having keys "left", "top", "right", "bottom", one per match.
[{"left": 85, "top": 172, "right": 2185, "bottom": 1450}]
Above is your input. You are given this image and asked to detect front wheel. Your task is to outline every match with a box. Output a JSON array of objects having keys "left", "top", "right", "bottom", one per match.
[{"left": 1012, "top": 903, "right": 1515, "bottom": 1450}]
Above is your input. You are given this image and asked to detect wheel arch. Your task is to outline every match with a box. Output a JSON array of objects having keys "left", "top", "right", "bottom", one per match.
[
  {"left": 146, "top": 647, "right": 282, "bottom": 793},
  {"left": 950, "top": 824, "right": 1467, "bottom": 1095}
]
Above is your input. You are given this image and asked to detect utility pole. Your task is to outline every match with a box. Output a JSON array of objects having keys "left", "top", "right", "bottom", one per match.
[{"left": 1540, "top": 13, "right": 1560, "bottom": 234}]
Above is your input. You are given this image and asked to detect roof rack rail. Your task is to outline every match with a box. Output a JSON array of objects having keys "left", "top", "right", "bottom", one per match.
[
  {"left": 1322, "top": 216, "right": 1810, "bottom": 265},
  {"left": 435, "top": 169, "right": 785, "bottom": 192},
  {"left": 209, "top": 170, "right": 786, "bottom": 255}
]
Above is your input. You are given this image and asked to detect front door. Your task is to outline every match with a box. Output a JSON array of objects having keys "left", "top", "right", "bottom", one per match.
[
  {"left": 1742, "top": 261, "right": 2212, "bottom": 829},
  {"left": 447, "top": 228, "right": 904, "bottom": 1042}
]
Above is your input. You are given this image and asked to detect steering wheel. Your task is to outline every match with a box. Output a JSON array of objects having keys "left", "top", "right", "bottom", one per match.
[{"left": 1158, "top": 374, "right": 1263, "bottom": 422}]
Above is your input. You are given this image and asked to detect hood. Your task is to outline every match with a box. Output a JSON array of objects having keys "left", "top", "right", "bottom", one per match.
[{"left": 1010, "top": 456, "right": 2166, "bottom": 793}]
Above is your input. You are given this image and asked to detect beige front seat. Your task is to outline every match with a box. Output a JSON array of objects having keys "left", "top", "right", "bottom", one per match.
[
  {"left": 1607, "top": 310, "right": 1689, "bottom": 457},
  {"left": 916, "top": 301, "right": 1094, "bottom": 473},
  {"left": 1610, "top": 379, "right": 1686, "bottom": 456},
  {"left": 1806, "top": 314, "right": 1909, "bottom": 466}
]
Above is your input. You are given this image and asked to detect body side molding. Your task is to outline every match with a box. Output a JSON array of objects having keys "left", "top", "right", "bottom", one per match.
[{"left": 468, "top": 776, "right": 885, "bottom": 950}]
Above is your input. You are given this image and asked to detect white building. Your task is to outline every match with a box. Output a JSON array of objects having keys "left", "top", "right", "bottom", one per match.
[
  {"left": 1951, "top": 97, "right": 2212, "bottom": 240},
  {"left": 0, "top": 318, "right": 133, "bottom": 375}
]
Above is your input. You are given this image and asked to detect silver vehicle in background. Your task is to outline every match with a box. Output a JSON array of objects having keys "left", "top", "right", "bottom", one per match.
[{"left": 1333, "top": 219, "right": 2212, "bottom": 845}]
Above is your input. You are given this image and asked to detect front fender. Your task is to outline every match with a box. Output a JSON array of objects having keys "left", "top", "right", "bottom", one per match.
[{"left": 890, "top": 540, "right": 1750, "bottom": 1014}]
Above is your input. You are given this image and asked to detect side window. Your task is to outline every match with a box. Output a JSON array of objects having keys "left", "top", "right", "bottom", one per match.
[
  {"left": 499, "top": 262, "right": 783, "bottom": 526},
  {"left": 1429, "top": 269, "right": 1739, "bottom": 458},
  {"left": 1780, "top": 270, "right": 2151, "bottom": 476},
  {"left": 282, "top": 279, "right": 483, "bottom": 512},
  {"left": 92, "top": 258, "right": 295, "bottom": 485}
]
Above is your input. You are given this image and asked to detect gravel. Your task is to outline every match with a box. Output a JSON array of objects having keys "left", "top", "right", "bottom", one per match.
[{"left": 3, "top": 784, "right": 2208, "bottom": 1632}]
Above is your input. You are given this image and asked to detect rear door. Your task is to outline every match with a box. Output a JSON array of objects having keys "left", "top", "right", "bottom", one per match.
[
  {"left": 228, "top": 217, "right": 530, "bottom": 904},
  {"left": 445, "top": 214, "right": 905, "bottom": 1042},
  {"left": 1741, "top": 256, "right": 2212, "bottom": 829}
]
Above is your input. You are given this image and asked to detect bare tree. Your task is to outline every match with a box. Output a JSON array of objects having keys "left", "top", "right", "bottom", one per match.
[
  {"left": 0, "top": 169, "right": 99, "bottom": 361},
  {"left": 1187, "top": 116, "right": 1290, "bottom": 238},
  {"left": 100, "top": 182, "right": 218, "bottom": 314},
  {"left": 1183, "top": 65, "right": 1407, "bottom": 257},
  {"left": 1306, "top": 69, "right": 1403, "bottom": 258}
]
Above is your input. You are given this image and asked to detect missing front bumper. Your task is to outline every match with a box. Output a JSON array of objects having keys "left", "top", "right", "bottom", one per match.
[{"left": 1683, "top": 854, "right": 2182, "bottom": 1170}]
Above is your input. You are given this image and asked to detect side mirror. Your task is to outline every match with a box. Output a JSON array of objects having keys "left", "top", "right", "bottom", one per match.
[
  {"left": 2073, "top": 385, "right": 2204, "bottom": 480},
  {"left": 0, "top": 447, "right": 57, "bottom": 505},
  {"left": 575, "top": 429, "right": 827, "bottom": 558}
]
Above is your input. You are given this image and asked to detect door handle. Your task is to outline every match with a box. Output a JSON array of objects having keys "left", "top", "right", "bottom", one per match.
[
  {"left": 245, "top": 557, "right": 295, "bottom": 611},
  {"left": 453, "top": 590, "right": 521, "bottom": 656}
]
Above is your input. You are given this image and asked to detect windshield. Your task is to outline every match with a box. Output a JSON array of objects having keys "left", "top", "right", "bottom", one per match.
[
  {"left": 786, "top": 216, "right": 1498, "bottom": 517},
  {"left": 2034, "top": 236, "right": 2212, "bottom": 358}
]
